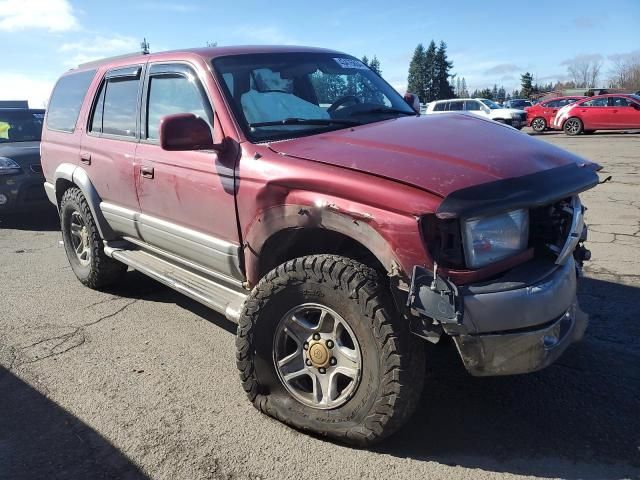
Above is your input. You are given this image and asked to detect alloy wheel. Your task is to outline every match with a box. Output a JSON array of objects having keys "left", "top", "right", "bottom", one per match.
[
  {"left": 273, "top": 303, "right": 362, "bottom": 410},
  {"left": 69, "top": 210, "right": 91, "bottom": 266}
]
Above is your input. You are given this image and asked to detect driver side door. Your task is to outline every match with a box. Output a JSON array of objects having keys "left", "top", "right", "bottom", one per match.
[{"left": 134, "top": 62, "right": 243, "bottom": 281}]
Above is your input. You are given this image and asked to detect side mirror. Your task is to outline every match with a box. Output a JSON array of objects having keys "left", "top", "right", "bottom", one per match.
[
  {"left": 403, "top": 93, "right": 421, "bottom": 113},
  {"left": 159, "top": 113, "right": 217, "bottom": 151}
]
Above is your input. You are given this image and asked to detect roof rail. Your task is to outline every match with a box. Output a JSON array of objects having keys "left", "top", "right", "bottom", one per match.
[{"left": 76, "top": 50, "right": 147, "bottom": 70}]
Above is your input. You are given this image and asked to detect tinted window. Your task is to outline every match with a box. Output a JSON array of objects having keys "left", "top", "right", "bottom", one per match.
[
  {"left": 448, "top": 101, "right": 464, "bottom": 111},
  {"left": 464, "top": 100, "right": 481, "bottom": 111},
  {"left": 546, "top": 100, "right": 560, "bottom": 108},
  {"left": 46, "top": 69, "right": 96, "bottom": 132},
  {"left": 582, "top": 98, "right": 608, "bottom": 107},
  {"left": 146, "top": 74, "right": 212, "bottom": 140},
  {"left": 610, "top": 97, "right": 630, "bottom": 107},
  {"left": 433, "top": 102, "right": 446, "bottom": 111},
  {"left": 90, "top": 76, "right": 140, "bottom": 137}
]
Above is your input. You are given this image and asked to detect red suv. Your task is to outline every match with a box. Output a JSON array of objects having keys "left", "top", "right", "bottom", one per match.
[
  {"left": 553, "top": 94, "right": 640, "bottom": 135},
  {"left": 41, "top": 46, "right": 599, "bottom": 446},
  {"left": 526, "top": 96, "right": 584, "bottom": 133}
]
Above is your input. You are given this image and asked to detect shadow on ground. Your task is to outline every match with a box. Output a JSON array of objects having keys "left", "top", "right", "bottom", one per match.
[
  {"left": 0, "top": 206, "right": 60, "bottom": 232},
  {"left": 0, "top": 366, "right": 148, "bottom": 480},
  {"left": 378, "top": 276, "right": 640, "bottom": 479}
]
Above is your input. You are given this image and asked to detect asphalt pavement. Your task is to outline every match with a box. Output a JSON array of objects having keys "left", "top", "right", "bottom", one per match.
[{"left": 1, "top": 130, "right": 639, "bottom": 480}]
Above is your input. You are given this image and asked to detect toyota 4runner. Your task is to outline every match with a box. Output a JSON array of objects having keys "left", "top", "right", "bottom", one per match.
[{"left": 41, "top": 46, "right": 599, "bottom": 446}]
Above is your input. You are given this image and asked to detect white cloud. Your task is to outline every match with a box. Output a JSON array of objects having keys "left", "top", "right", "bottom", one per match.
[
  {"left": 0, "top": 0, "right": 78, "bottom": 32},
  {"left": 0, "top": 73, "right": 55, "bottom": 107},
  {"left": 59, "top": 35, "right": 140, "bottom": 66}
]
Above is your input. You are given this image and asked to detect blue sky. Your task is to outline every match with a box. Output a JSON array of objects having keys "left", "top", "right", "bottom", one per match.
[{"left": 2, "top": 0, "right": 638, "bottom": 106}]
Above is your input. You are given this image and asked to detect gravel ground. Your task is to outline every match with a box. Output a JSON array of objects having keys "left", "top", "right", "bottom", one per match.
[{"left": 1, "top": 130, "right": 639, "bottom": 480}]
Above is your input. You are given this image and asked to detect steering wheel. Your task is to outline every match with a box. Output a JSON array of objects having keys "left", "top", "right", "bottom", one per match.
[{"left": 327, "top": 95, "right": 361, "bottom": 113}]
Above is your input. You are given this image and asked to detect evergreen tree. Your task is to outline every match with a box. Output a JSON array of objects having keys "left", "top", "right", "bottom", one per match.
[
  {"left": 433, "top": 41, "right": 454, "bottom": 100},
  {"left": 491, "top": 84, "right": 498, "bottom": 99},
  {"left": 369, "top": 56, "right": 382, "bottom": 76},
  {"left": 520, "top": 72, "right": 533, "bottom": 98},
  {"left": 461, "top": 77, "right": 468, "bottom": 97},
  {"left": 361, "top": 55, "right": 369, "bottom": 67},
  {"left": 423, "top": 40, "right": 438, "bottom": 101},
  {"left": 497, "top": 86, "right": 506, "bottom": 102},
  {"left": 407, "top": 44, "right": 427, "bottom": 102},
  {"left": 455, "top": 77, "right": 461, "bottom": 97}
]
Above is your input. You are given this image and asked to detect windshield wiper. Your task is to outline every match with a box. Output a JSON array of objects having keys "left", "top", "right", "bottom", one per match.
[
  {"left": 249, "top": 117, "right": 361, "bottom": 128},
  {"left": 349, "top": 107, "right": 417, "bottom": 116}
]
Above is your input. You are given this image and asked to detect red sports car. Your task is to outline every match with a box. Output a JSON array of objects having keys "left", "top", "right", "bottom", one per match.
[
  {"left": 552, "top": 94, "right": 640, "bottom": 135},
  {"left": 526, "top": 96, "right": 584, "bottom": 132}
]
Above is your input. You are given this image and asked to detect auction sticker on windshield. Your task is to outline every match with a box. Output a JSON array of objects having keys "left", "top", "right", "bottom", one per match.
[{"left": 333, "top": 58, "right": 368, "bottom": 69}]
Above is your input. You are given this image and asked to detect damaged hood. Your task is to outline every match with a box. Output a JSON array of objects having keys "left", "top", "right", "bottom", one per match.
[{"left": 269, "top": 114, "right": 593, "bottom": 199}]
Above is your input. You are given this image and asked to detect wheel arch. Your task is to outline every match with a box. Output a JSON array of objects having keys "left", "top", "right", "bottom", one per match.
[
  {"left": 54, "top": 163, "right": 115, "bottom": 240},
  {"left": 244, "top": 205, "right": 401, "bottom": 286}
]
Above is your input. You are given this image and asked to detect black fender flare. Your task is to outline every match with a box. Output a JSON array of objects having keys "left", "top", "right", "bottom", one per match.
[{"left": 53, "top": 163, "right": 116, "bottom": 240}]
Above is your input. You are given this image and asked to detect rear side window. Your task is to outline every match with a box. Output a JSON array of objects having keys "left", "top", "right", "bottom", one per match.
[
  {"left": 464, "top": 100, "right": 481, "bottom": 111},
  {"left": 610, "top": 97, "right": 630, "bottom": 107},
  {"left": 433, "top": 102, "right": 446, "bottom": 112},
  {"left": 546, "top": 100, "right": 560, "bottom": 108},
  {"left": 46, "top": 69, "right": 96, "bottom": 132},
  {"left": 90, "top": 67, "right": 142, "bottom": 137},
  {"left": 449, "top": 101, "right": 464, "bottom": 111}
]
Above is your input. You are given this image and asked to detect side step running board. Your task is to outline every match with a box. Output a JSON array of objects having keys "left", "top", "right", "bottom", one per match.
[{"left": 104, "top": 245, "right": 247, "bottom": 322}]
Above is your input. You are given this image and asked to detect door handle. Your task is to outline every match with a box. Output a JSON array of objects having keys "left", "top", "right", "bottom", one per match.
[
  {"left": 140, "top": 165, "right": 154, "bottom": 179},
  {"left": 612, "top": 109, "right": 618, "bottom": 113},
  {"left": 80, "top": 152, "right": 91, "bottom": 165}
]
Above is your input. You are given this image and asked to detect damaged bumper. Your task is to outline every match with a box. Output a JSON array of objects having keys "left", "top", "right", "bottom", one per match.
[{"left": 409, "top": 256, "right": 587, "bottom": 376}]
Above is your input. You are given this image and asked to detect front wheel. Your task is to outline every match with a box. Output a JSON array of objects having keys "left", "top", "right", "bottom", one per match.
[
  {"left": 531, "top": 117, "right": 547, "bottom": 133},
  {"left": 564, "top": 117, "right": 583, "bottom": 135},
  {"left": 236, "top": 255, "right": 425, "bottom": 446}
]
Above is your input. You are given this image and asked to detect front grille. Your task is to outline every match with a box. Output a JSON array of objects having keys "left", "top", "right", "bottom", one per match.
[
  {"left": 529, "top": 197, "right": 576, "bottom": 261},
  {"left": 30, "top": 164, "right": 43, "bottom": 174}
]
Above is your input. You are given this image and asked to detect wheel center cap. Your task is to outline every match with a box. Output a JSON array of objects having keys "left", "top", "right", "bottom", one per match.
[{"left": 308, "top": 342, "right": 329, "bottom": 368}]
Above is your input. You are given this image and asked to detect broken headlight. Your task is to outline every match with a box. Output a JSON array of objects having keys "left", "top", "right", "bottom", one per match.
[{"left": 462, "top": 209, "right": 529, "bottom": 268}]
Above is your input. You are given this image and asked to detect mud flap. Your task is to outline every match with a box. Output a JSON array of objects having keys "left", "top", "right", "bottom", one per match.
[{"left": 407, "top": 265, "right": 465, "bottom": 340}]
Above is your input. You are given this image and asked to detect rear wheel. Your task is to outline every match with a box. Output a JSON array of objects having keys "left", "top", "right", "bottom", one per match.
[
  {"left": 60, "top": 187, "right": 126, "bottom": 288},
  {"left": 236, "top": 255, "right": 425, "bottom": 446},
  {"left": 564, "top": 117, "right": 583, "bottom": 135},
  {"left": 531, "top": 117, "right": 547, "bottom": 133}
]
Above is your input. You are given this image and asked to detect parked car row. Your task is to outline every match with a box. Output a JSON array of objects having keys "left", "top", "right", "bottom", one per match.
[
  {"left": 424, "top": 98, "right": 527, "bottom": 129},
  {"left": 550, "top": 94, "right": 640, "bottom": 135}
]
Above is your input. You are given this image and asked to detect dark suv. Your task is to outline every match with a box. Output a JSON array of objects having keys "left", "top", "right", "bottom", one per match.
[
  {"left": 41, "top": 46, "right": 599, "bottom": 446},
  {"left": 0, "top": 104, "right": 48, "bottom": 213}
]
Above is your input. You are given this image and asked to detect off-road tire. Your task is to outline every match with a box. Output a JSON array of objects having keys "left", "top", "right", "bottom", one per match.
[
  {"left": 60, "top": 187, "right": 126, "bottom": 289},
  {"left": 236, "top": 255, "right": 425, "bottom": 446}
]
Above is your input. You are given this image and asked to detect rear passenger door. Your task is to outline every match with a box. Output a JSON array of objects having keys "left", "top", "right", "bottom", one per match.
[
  {"left": 134, "top": 62, "right": 243, "bottom": 280},
  {"left": 82, "top": 65, "right": 144, "bottom": 238},
  {"left": 609, "top": 97, "right": 640, "bottom": 128}
]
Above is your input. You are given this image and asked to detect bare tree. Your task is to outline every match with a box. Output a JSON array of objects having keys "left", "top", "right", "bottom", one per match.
[
  {"left": 564, "top": 55, "right": 603, "bottom": 88},
  {"left": 609, "top": 51, "right": 640, "bottom": 91}
]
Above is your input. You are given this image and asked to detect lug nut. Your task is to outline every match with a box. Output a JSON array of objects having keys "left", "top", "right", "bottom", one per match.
[
  {"left": 318, "top": 367, "right": 326, "bottom": 374},
  {"left": 326, "top": 340, "right": 334, "bottom": 349},
  {"left": 303, "top": 342, "right": 309, "bottom": 350},
  {"left": 305, "top": 358, "right": 312, "bottom": 366},
  {"left": 330, "top": 357, "right": 337, "bottom": 366},
  {"left": 312, "top": 333, "right": 321, "bottom": 341}
]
